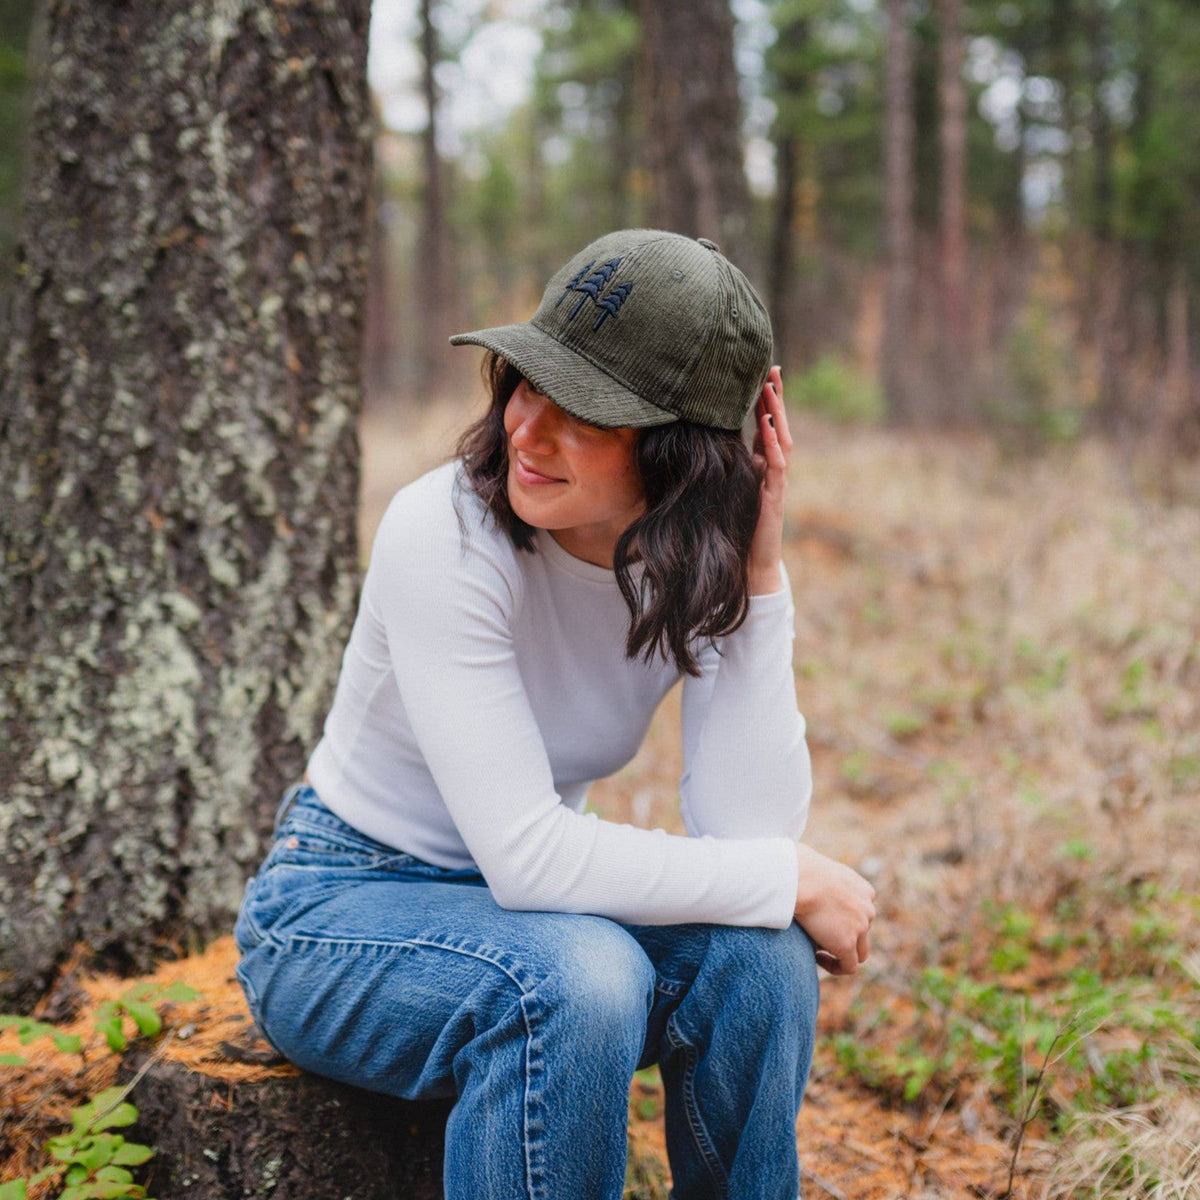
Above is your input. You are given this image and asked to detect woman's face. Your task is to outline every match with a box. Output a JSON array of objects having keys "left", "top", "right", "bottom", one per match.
[{"left": 504, "top": 378, "right": 645, "bottom": 567}]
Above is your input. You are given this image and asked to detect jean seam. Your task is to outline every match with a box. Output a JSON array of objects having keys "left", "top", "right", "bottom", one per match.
[
  {"left": 520, "top": 989, "right": 547, "bottom": 1200},
  {"left": 666, "top": 1020, "right": 729, "bottom": 1196},
  {"left": 280, "top": 931, "right": 547, "bottom": 1200}
]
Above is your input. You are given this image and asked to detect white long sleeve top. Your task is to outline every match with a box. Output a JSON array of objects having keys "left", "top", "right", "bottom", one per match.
[{"left": 307, "top": 461, "right": 811, "bottom": 929}]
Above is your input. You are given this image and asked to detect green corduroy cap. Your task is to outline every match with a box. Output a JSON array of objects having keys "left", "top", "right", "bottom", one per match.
[{"left": 449, "top": 229, "right": 773, "bottom": 431}]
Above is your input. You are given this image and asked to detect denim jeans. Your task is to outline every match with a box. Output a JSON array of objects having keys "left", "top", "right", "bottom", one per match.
[{"left": 235, "top": 785, "right": 819, "bottom": 1200}]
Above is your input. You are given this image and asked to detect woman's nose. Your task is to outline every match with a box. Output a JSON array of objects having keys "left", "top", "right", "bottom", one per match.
[{"left": 510, "top": 388, "right": 559, "bottom": 449}]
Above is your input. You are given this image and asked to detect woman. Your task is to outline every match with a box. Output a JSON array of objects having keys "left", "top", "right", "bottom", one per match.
[{"left": 235, "top": 229, "right": 876, "bottom": 1200}]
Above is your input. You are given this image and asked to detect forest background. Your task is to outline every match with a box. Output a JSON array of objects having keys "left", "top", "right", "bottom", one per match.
[{"left": 0, "top": 1, "right": 1197, "bottom": 1198}]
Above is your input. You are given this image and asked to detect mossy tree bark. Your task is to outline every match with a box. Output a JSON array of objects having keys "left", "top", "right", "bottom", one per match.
[{"left": 0, "top": 0, "right": 373, "bottom": 1006}]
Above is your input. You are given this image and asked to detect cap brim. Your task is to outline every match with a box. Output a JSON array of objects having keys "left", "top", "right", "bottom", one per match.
[{"left": 449, "top": 322, "right": 678, "bottom": 429}]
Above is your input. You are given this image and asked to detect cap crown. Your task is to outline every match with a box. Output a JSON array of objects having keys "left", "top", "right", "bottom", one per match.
[{"left": 528, "top": 230, "right": 772, "bottom": 430}]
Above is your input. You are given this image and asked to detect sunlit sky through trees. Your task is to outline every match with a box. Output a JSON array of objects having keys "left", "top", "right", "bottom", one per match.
[
  {"left": 367, "top": 0, "right": 1045, "bottom": 207},
  {"left": 367, "top": 0, "right": 783, "bottom": 194}
]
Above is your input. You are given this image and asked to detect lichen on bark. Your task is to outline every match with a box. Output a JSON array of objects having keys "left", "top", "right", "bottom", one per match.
[{"left": 0, "top": 0, "right": 373, "bottom": 1006}]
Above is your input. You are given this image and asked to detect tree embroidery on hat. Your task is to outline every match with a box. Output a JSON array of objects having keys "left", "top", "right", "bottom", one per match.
[{"left": 557, "top": 258, "right": 634, "bottom": 330}]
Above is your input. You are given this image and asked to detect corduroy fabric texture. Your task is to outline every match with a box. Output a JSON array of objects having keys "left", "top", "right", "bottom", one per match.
[{"left": 449, "top": 229, "right": 773, "bottom": 431}]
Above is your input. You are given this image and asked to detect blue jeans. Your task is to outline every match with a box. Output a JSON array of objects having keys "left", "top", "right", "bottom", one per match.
[{"left": 235, "top": 785, "right": 819, "bottom": 1200}]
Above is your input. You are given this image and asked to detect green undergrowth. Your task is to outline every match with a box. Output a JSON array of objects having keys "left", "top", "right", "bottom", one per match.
[
  {"left": 0, "top": 982, "right": 198, "bottom": 1200},
  {"left": 827, "top": 877, "right": 1199, "bottom": 1187}
]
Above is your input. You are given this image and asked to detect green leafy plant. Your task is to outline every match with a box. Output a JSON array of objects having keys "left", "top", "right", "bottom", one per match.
[
  {"left": 91, "top": 983, "right": 197, "bottom": 1054},
  {"left": 0, "top": 1086, "right": 154, "bottom": 1200},
  {"left": 0, "top": 1017, "right": 82, "bottom": 1065},
  {"left": 0, "top": 982, "right": 198, "bottom": 1200}
]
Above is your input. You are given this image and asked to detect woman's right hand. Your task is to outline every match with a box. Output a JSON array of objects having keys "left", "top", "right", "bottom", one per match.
[{"left": 794, "top": 843, "right": 877, "bottom": 975}]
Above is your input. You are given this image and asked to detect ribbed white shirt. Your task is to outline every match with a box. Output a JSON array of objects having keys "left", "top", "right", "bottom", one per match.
[{"left": 307, "top": 461, "right": 810, "bottom": 928}]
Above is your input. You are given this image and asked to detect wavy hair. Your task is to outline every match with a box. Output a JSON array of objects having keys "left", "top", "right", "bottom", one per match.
[{"left": 456, "top": 353, "right": 762, "bottom": 676}]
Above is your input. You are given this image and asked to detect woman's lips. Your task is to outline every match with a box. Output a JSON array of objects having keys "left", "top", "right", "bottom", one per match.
[{"left": 513, "top": 458, "right": 566, "bottom": 486}]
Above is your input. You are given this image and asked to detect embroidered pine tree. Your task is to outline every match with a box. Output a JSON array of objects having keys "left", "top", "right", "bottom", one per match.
[
  {"left": 565, "top": 258, "right": 621, "bottom": 319},
  {"left": 556, "top": 258, "right": 633, "bottom": 328},
  {"left": 593, "top": 281, "right": 634, "bottom": 329},
  {"left": 556, "top": 261, "right": 596, "bottom": 309}
]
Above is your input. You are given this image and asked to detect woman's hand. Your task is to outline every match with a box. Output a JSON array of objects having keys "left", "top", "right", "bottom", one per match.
[
  {"left": 794, "top": 843, "right": 876, "bottom": 975},
  {"left": 748, "top": 366, "right": 792, "bottom": 595}
]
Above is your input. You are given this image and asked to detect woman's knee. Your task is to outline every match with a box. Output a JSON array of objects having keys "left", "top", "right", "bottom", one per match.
[
  {"left": 694, "top": 923, "right": 819, "bottom": 1025},
  {"left": 533, "top": 916, "right": 655, "bottom": 1042}
]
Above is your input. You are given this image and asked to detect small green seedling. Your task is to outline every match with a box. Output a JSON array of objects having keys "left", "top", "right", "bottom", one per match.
[{"left": 0, "top": 980, "right": 200, "bottom": 1199}]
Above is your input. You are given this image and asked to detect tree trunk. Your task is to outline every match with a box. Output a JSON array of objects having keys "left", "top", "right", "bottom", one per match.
[
  {"left": 1085, "top": 1, "right": 1121, "bottom": 430},
  {"left": 882, "top": 0, "right": 919, "bottom": 421},
  {"left": 937, "top": 0, "right": 969, "bottom": 416},
  {"left": 769, "top": 130, "right": 799, "bottom": 368},
  {"left": 415, "top": 0, "right": 453, "bottom": 391},
  {"left": 0, "top": 0, "right": 373, "bottom": 1007},
  {"left": 1085, "top": 0, "right": 1113, "bottom": 243},
  {"left": 634, "top": 0, "right": 752, "bottom": 269},
  {"left": 766, "top": 7, "right": 813, "bottom": 372},
  {"left": 1047, "top": 0, "right": 1077, "bottom": 217},
  {"left": 123, "top": 1052, "right": 451, "bottom": 1200}
]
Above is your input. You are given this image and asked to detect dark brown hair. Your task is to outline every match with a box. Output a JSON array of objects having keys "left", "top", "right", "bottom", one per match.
[{"left": 456, "top": 353, "right": 762, "bottom": 676}]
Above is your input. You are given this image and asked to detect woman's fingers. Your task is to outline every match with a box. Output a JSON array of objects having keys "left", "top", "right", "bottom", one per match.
[
  {"left": 747, "top": 368, "right": 790, "bottom": 594},
  {"left": 794, "top": 842, "right": 877, "bottom": 975},
  {"left": 857, "top": 928, "right": 871, "bottom": 965},
  {"left": 762, "top": 366, "right": 792, "bottom": 458},
  {"left": 753, "top": 368, "right": 788, "bottom": 462}
]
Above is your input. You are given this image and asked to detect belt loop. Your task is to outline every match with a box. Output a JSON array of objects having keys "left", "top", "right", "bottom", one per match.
[{"left": 273, "top": 783, "right": 303, "bottom": 833}]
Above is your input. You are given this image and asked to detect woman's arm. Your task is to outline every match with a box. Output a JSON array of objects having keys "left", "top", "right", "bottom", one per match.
[
  {"left": 679, "top": 368, "right": 812, "bottom": 840},
  {"left": 367, "top": 477, "right": 802, "bottom": 929},
  {"left": 679, "top": 582, "right": 812, "bottom": 839}
]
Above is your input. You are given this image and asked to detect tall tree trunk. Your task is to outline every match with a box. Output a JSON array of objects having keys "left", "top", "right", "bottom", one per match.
[
  {"left": 610, "top": 2, "right": 639, "bottom": 230},
  {"left": 0, "top": 0, "right": 372, "bottom": 1007},
  {"left": 1085, "top": 0, "right": 1121, "bottom": 428},
  {"left": 882, "top": 0, "right": 919, "bottom": 421},
  {"left": 937, "top": 0, "right": 969, "bottom": 416},
  {"left": 767, "top": 7, "right": 812, "bottom": 371},
  {"left": 416, "top": 0, "right": 452, "bottom": 391},
  {"left": 1085, "top": 0, "right": 1113, "bottom": 243},
  {"left": 1047, "top": 0, "right": 1077, "bottom": 219},
  {"left": 634, "top": 0, "right": 752, "bottom": 269},
  {"left": 769, "top": 130, "right": 799, "bottom": 368}
]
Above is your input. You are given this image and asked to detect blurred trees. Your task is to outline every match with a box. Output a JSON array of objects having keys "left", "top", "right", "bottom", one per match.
[
  {"left": 414, "top": 0, "right": 455, "bottom": 388},
  {"left": 362, "top": 0, "right": 1200, "bottom": 446},
  {"left": 882, "top": 0, "right": 917, "bottom": 421},
  {"left": 6, "top": 2, "right": 1200, "bottom": 436}
]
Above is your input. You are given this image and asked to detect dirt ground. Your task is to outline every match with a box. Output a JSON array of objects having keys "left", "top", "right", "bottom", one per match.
[{"left": 4, "top": 400, "right": 1197, "bottom": 1198}]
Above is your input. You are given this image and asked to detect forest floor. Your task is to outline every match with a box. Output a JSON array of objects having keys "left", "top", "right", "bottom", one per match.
[{"left": 4, "top": 402, "right": 1198, "bottom": 1198}]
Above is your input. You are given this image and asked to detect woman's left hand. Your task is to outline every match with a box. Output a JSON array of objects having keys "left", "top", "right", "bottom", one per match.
[{"left": 747, "top": 366, "right": 791, "bottom": 595}]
